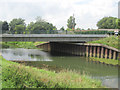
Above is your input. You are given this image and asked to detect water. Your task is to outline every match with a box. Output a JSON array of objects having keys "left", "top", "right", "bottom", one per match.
[{"left": 1, "top": 48, "right": 119, "bottom": 88}]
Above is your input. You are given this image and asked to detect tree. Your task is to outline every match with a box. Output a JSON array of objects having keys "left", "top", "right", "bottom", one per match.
[
  {"left": 66, "top": 28, "right": 72, "bottom": 31},
  {"left": 60, "top": 27, "right": 65, "bottom": 31},
  {"left": 87, "top": 28, "right": 90, "bottom": 30},
  {"left": 76, "top": 28, "right": 81, "bottom": 30},
  {"left": 26, "top": 22, "right": 34, "bottom": 34},
  {"left": 116, "top": 19, "right": 120, "bottom": 29},
  {"left": 14, "top": 25, "right": 26, "bottom": 34},
  {"left": 0, "top": 21, "right": 3, "bottom": 34},
  {"left": 2, "top": 21, "right": 9, "bottom": 34},
  {"left": 67, "top": 15, "right": 76, "bottom": 30},
  {"left": 26, "top": 17, "right": 57, "bottom": 34},
  {"left": 97, "top": 16, "right": 118, "bottom": 29},
  {"left": 9, "top": 18, "right": 26, "bottom": 34}
]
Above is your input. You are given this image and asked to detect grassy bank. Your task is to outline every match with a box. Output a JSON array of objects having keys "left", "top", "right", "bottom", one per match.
[
  {"left": 88, "top": 36, "right": 119, "bottom": 49},
  {"left": 1, "top": 42, "right": 45, "bottom": 49},
  {"left": 88, "top": 36, "right": 119, "bottom": 65},
  {"left": 0, "top": 56, "right": 1, "bottom": 90},
  {"left": 1, "top": 56, "right": 104, "bottom": 88},
  {"left": 89, "top": 57, "right": 119, "bottom": 66}
]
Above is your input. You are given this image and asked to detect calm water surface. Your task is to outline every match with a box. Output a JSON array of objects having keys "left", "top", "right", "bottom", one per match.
[{"left": 1, "top": 48, "right": 119, "bottom": 88}]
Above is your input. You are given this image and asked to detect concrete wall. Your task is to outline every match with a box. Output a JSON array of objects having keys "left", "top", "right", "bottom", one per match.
[{"left": 36, "top": 42, "right": 51, "bottom": 52}]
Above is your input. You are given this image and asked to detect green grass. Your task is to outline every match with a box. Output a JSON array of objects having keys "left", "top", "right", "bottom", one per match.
[
  {"left": 0, "top": 56, "right": 1, "bottom": 90},
  {"left": 1, "top": 56, "right": 105, "bottom": 88},
  {"left": 89, "top": 57, "right": 119, "bottom": 66},
  {"left": 1, "top": 42, "right": 45, "bottom": 49},
  {"left": 88, "top": 36, "right": 119, "bottom": 49}
]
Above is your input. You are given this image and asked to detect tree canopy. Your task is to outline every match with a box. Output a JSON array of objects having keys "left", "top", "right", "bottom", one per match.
[
  {"left": 0, "top": 21, "right": 9, "bottom": 34},
  {"left": 97, "top": 16, "right": 118, "bottom": 29},
  {"left": 27, "top": 18, "right": 57, "bottom": 34},
  {"left": 2, "top": 21, "right": 9, "bottom": 34},
  {"left": 9, "top": 18, "right": 26, "bottom": 34},
  {"left": 67, "top": 16, "right": 76, "bottom": 30},
  {"left": 1, "top": 17, "right": 57, "bottom": 34}
]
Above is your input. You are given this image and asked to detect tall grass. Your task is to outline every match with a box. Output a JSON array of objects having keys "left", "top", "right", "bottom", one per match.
[{"left": 1, "top": 56, "right": 104, "bottom": 88}]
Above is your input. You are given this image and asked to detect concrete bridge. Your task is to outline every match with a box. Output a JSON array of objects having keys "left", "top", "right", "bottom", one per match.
[{"left": 0, "top": 34, "right": 108, "bottom": 42}]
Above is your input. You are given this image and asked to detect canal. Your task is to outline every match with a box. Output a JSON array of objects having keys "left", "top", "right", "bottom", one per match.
[{"left": 1, "top": 48, "right": 119, "bottom": 88}]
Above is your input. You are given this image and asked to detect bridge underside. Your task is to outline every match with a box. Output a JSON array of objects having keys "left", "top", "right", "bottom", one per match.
[{"left": 37, "top": 42, "right": 119, "bottom": 60}]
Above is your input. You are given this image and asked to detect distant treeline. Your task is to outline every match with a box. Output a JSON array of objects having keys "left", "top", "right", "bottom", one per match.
[
  {"left": 0, "top": 16, "right": 119, "bottom": 34},
  {"left": 0, "top": 17, "right": 57, "bottom": 34}
]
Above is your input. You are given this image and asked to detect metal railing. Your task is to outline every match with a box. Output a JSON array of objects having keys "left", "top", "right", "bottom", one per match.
[{"left": 1, "top": 29, "right": 120, "bottom": 35}]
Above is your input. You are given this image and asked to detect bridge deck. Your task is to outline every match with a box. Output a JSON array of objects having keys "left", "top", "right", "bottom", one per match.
[{"left": 0, "top": 34, "right": 108, "bottom": 42}]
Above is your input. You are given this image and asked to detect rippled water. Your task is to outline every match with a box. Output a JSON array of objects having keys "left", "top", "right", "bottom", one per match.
[{"left": 1, "top": 48, "right": 119, "bottom": 88}]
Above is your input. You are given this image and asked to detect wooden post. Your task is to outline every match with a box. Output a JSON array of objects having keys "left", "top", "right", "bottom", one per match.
[
  {"left": 113, "top": 51, "right": 116, "bottom": 60},
  {"left": 81, "top": 46, "right": 83, "bottom": 56},
  {"left": 93, "top": 46, "right": 96, "bottom": 57},
  {"left": 71, "top": 45, "right": 73, "bottom": 55},
  {"left": 42, "top": 44, "right": 44, "bottom": 50},
  {"left": 86, "top": 46, "right": 89, "bottom": 57},
  {"left": 118, "top": 52, "right": 120, "bottom": 62},
  {"left": 90, "top": 46, "right": 92, "bottom": 57},
  {"left": 109, "top": 49, "right": 112, "bottom": 59},
  {"left": 79, "top": 46, "right": 81, "bottom": 56},
  {"left": 83, "top": 46, "right": 85, "bottom": 56},
  {"left": 76, "top": 46, "right": 79, "bottom": 56},
  {"left": 97, "top": 47, "right": 100, "bottom": 58},
  {"left": 75, "top": 45, "right": 77, "bottom": 55},
  {"left": 101, "top": 47, "right": 104, "bottom": 58},
  {"left": 105, "top": 48, "right": 108, "bottom": 59}
]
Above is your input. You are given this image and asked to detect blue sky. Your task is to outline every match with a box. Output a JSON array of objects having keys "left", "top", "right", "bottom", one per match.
[{"left": 0, "top": 0, "right": 119, "bottom": 29}]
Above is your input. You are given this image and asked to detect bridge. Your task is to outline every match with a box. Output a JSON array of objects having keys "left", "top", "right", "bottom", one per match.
[
  {"left": 0, "top": 34, "right": 108, "bottom": 42},
  {"left": 1, "top": 34, "right": 119, "bottom": 60}
]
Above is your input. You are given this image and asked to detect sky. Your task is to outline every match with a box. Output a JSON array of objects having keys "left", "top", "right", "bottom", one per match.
[{"left": 0, "top": 0, "right": 119, "bottom": 29}]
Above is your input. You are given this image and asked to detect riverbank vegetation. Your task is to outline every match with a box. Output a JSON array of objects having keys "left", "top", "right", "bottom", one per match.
[
  {"left": 1, "top": 42, "right": 45, "bottom": 49},
  {"left": 89, "top": 57, "right": 119, "bottom": 66},
  {"left": 1, "top": 56, "right": 105, "bottom": 88},
  {"left": 88, "top": 36, "right": 118, "bottom": 49}
]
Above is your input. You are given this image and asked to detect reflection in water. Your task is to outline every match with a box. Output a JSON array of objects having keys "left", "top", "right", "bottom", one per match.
[
  {"left": 1, "top": 48, "right": 119, "bottom": 88},
  {"left": 1, "top": 48, "right": 52, "bottom": 61}
]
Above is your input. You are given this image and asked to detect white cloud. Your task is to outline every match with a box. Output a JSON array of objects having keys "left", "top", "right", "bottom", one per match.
[{"left": 0, "top": 0, "right": 119, "bottom": 29}]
